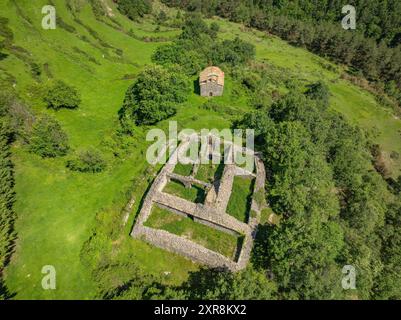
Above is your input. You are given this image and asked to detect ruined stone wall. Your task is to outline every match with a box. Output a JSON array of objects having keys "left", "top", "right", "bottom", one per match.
[
  {"left": 215, "top": 164, "right": 236, "bottom": 213},
  {"left": 167, "top": 172, "right": 211, "bottom": 189},
  {"left": 153, "top": 191, "right": 250, "bottom": 234},
  {"left": 236, "top": 155, "right": 267, "bottom": 270},
  {"left": 200, "top": 82, "right": 224, "bottom": 97},
  {"left": 136, "top": 226, "right": 238, "bottom": 270},
  {"left": 193, "top": 217, "right": 239, "bottom": 236},
  {"left": 131, "top": 134, "right": 267, "bottom": 272}
]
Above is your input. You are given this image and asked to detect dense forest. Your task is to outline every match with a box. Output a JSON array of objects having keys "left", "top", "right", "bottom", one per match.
[{"left": 237, "top": 87, "right": 401, "bottom": 299}]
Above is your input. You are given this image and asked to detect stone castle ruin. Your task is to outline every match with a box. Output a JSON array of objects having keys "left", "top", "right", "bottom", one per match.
[{"left": 131, "top": 133, "right": 266, "bottom": 271}]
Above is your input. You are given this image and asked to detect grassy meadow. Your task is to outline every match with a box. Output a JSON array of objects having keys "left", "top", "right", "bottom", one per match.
[
  {"left": 163, "top": 179, "right": 206, "bottom": 203},
  {"left": 226, "top": 176, "right": 254, "bottom": 223}
]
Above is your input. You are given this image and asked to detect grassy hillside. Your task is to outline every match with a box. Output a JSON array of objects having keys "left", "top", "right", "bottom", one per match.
[{"left": 1, "top": 0, "right": 400, "bottom": 299}]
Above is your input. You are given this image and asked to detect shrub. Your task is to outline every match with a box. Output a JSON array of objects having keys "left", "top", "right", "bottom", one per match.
[
  {"left": 201, "top": 100, "right": 219, "bottom": 112},
  {"left": 66, "top": 148, "right": 106, "bottom": 173},
  {"left": 213, "top": 37, "right": 256, "bottom": 66},
  {"left": 117, "top": 0, "right": 153, "bottom": 21},
  {"left": 241, "top": 72, "right": 261, "bottom": 91},
  {"left": 152, "top": 44, "right": 205, "bottom": 75},
  {"left": 29, "top": 115, "right": 69, "bottom": 157},
  {"left": 156, "top": 10, "right": 167, "bottom": 24},
  {"left": 210, "top": 22, "right": 220, "bottom": 38},
  {"left": 305, "top": 81, "right": 330, "bottom": 108},
  {"left": 44, "top": 80, "right": 81, "bottom": 110}
]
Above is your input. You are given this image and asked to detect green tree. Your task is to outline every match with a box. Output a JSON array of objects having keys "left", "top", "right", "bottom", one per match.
[
  {"left": 234, "top": 109, "right": 274, "bottom": 146},
  {"left": 214, "top": 37, "right": 256, "bottom": 66},
  {"left": 374, "top": 202, "right": 401, "bottom": 299},
  {"left": 152, "top": 43, "right": 205, "bottom": 75},
  {"left": 117, "top": 0, "right": 153, "bottom": 20},
  {"left": 120, "top": 65, "right": 190, "bottom": 128},
  {"left": 183, "top": 267, "right": 277, "bottom": 299},
  {"left": 152, "top": 14, "right": 255, "bottom": 74},
  {"left": 180, "top": 12, "right": 213, "bottom": 41},
  {"left": 266, "top": 214, "right": 344, "bottom": 299}
]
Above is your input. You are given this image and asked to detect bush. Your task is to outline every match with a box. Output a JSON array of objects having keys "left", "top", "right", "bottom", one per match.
[
  {"left": 156, "top": 10, "right": 167, "bottom": 24},
  {"left": 210, "top": 22, "right": 220, "bottom": 38},
  {"left": 213, "top": 37, "right": 256, "bottom": 66},
  {"left": 66, "top": 148, "right": 106, "bottom": 173},
  {"left": 117, "top": 0, "right": 153, "bottom": 20},
  {"left": 29, "top": 115, "right": 69, "bottom": 157},
  {"left": 152, "top": 44, "right": 205, "bottom": 75},
  {"left": 305, "top": 81, "right": 330, "bottom": 108},
  {"left": 200, "top": 100, "right": 219, "bottom": 112},
  {"left": 44, "top": 80, "right": 81, "bottom": 110}
]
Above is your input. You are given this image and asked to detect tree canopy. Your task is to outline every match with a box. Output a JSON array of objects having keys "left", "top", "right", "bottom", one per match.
[
  {"left": 236, "top": 87, "right": 398, "bottom": 299},
  {"left": 117, "top": 0, "right": 153, "bottom": 21},
  {"left": 152, "top": 13, "right": 255, "bottom": 75},
  {"left": 120, "top": 65, "right": 190, "bottom": 129}
]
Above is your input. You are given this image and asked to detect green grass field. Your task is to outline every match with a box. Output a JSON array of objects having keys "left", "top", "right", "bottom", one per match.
[
  {"left": 195, "top": 162, "right": 224, "bottom": 183},
  {"left": 1, "top": 0, "right": 401, "bottom": 299},
  {"left": 144, "top": 205, "right": 240, "bottom": 258},
  {"left": 173, "top": 162, "right": 193, "bottom": 176},
  {"left": 226, "top": 176, "right": 254, "bottom": 223},
  {"left": 163, "top": 179, "right": 205, "bottom": 203}
]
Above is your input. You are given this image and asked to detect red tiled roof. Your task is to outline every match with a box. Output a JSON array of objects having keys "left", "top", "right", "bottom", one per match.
[{"left": 199, "top": 66, "right": 224, "bottom": 86}]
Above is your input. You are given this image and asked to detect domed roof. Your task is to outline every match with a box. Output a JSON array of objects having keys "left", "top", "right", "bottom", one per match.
[{"left": 199, "top": 66, "right": 224, "bottom": 86}]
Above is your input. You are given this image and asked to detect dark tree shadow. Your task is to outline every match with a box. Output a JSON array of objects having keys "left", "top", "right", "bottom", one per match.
[
  {"left": 213, "top": 162, "right": 225, "bottom": 181},
  {"left": 386, "top": 176, "right": 401, "bottom": 194},
  {"left": 193, "top": 78, "right": 200, "bottom": 95},
  {"left": 244, "top": 178, "right": 255, "bottom": 223},
  {"left": 234, "top": 236, "right": 245, "bottom": 262},
  {"left": 193, "top": 185, "right": 206, "bottom": 203},
  {"left": 0, "top": 52, "right": 8, "bottom": 61},
  {"left": 181, "top": 267, "right": 232, "bottom": 299},
  {"left": 0, "top": 278, "right": 16, "bottom": 299},
  {"left": 250, "top": 223, "right": 273, "bottom": 270}
]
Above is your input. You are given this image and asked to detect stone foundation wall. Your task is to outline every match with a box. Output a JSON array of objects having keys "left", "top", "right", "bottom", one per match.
[
  {"left": 200, "top": 83, "right": 224, "bottom": 97},
  {"left": 167, "top": 172, "right": 211, "bottom": 189},
  {"left": 131, "top": 134, "right": 267, "bottom": 272},
  {"left": 215, "top": 164, "right": 236, "bottom": 213},
  {"left": 153, "top": 192, "right": 250, "bottom": 234},
  {"left": 136, "top": 226, "right": 237, "bottom": 270},
  {"left": 193, "top": 217, "right": 239, "bottom": 236}
]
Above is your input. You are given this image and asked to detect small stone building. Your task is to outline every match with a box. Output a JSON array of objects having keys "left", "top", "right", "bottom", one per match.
[{"left": 199, "top": 66, "right": 224, "bottom": 97}]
